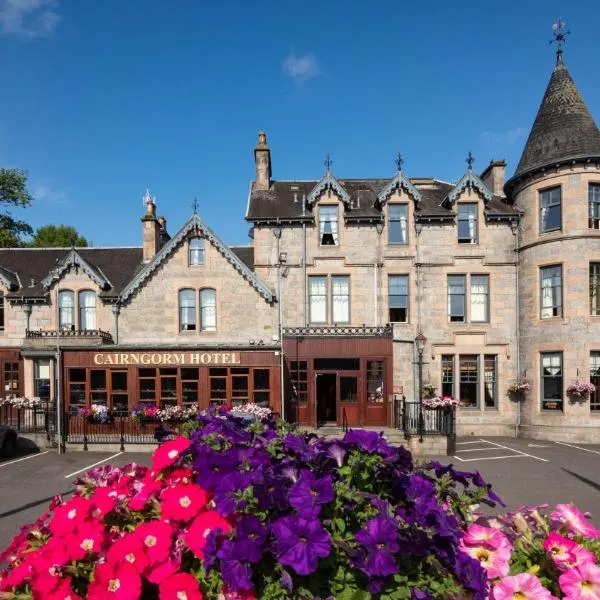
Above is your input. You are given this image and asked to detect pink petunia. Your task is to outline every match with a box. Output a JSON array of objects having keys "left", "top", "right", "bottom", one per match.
[
  {"left": 106, "top": 534, "right": 149, "bottom": 573},
  {"left": 44, "top": 577, "right": 83, "bottom": 600},
  {"left": 544, "top": 532, "right": 577, "bottom": 565},
  {"left": 562, "top": 544, "right": 598, "bottom": 570},
  {"left": 151, "top": 437, "right": 191, "bottom": 472},
  {"left": 559, "top": 561, "right": 600, "bottom": 599},
  {"left": 49, "top": 498, "right": 94, "bottom": 536},
  {"left": 164, "top": 466, "right": 194, "bottom": 485},
  {"left": 551, "top": 504, "right": 600, "bottom": 539},
  {"left": 160, "top": 484, "right": 208, "bottom": 523},
  {"left": 491, "top": 573, "right": 557, "bottom": 600},
  {"left": 222, "top": 587, "right": 256, "bottom": 600},
  {"left": 87, "top": 561, "right": 141, "bottom": 600},
  {"left": 460, "top": 539, "right": 512, "bottom": 580},
  {"left": 129, "top": 478, "right": 163, "bottom": 511},
  {"left": 134, "top": 520, "right": 174, "bottom": 564},
  {"left": 69, "top": 521, "right": 107, "bottom": 560},
  {"left": 159, "top": 572, "right": 203, "bottom": 600},
  {"left": 185, "top": 511, "right": 233, "bottom": 559},
  {"left": 144, "top": 558, "right": 181, "bottom": 585},
  {"left": 462, "top": 524, "right": 508, "bottom": 550}
]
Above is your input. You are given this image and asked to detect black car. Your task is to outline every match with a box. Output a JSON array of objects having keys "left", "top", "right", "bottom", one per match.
[{"left": 0, "top": 426, "right": 18, "bottom": 458}]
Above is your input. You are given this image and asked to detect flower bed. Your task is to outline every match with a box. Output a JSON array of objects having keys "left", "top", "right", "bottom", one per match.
[{"left": 1, "top": 409, "right": 598, "bottom": 598}]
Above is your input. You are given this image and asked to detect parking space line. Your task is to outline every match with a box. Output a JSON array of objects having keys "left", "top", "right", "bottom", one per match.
[
  {"left": 480, "top": 439, "right": 549, "bottom": 462},
  {"left": 64, "top": 452, "right": 123, "bottom": 479},
  {"left": 454, "top": 454, "right": 529, "bottom": 462},
  {"left": 0, "top": 451, "right": 49, "bottom": 469},
  {"left": 456, "top": 441, "right": 484, "bottom": 445},
  {"left": 457, "top": 448, "right": 509, "bottom": 453},
  {"left": 555, "top": 441, "right": 600, "bottom": 455}
]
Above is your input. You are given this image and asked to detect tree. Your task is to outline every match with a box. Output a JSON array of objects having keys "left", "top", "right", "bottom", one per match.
[
  {"left": 29, "top": 225, "right": 88, "bottom": 248},
  {"left": 0, "top": 168, "right": 33, "bottom": 247}
]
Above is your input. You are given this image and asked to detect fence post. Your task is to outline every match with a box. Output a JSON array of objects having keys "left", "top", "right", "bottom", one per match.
[
  {"left": 83, "top": 413, "right": 88, "bottom": 452},
  {"left": 119, "top": 413, "right": 125, "bottom": 452},
  {"left": 17, "top": 408, "right": 21, "bottom": 432}
]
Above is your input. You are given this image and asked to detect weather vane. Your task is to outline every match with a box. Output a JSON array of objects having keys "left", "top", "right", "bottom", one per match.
[
  {"left": 395, "top": 153, "right": 404, "bottom": 173},
  {"left": 143, "top": 188, "right": 153, "bottom": 205},
  {"left": 192, "top": 197, "right": 199, "bottom": 215},
  {"left": 466, "top": 151, "right": 474, "bottom": 170},
  {"left": 551, "top": 18, "right": 570, "bottom": 64},
  {"left": 324, "top": 153, "right": 333, "bottom": 174}
]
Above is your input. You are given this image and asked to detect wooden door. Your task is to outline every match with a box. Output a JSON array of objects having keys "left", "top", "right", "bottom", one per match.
[
  {"left": 338, "top": 371, "right": 360, "bottom": 426},
  {"left": 364, "top": 359, "right": 387, "bottom": 425}
]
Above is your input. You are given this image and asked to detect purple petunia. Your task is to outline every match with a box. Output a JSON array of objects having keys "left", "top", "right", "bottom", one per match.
[
  {"left": 288, "top": 469, "right": 334, "bottom": 518},
  {"left": 271, "top": 515, "right": 331, "bottom": 576},
  {"left": 353, "top": 516, "right": 400, "bottom": 577},
  {"left": 217, "top": 539, "right": 254, "bottom": 591}
]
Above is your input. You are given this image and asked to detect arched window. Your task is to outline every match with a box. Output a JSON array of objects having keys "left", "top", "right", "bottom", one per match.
[
  {"left": 78, "top": 290, "right": 96, "bottom": 331},
  {"left": 200, "top": 288, "right": 216, "bottom": 331},
  {"left": 58, "top": 290, "right": 75, "bottom": 330},
  {"left": 179, "top": 288, "right": 196, "bottom": 331},
  {"left": 189, "top": 237, "right": 205, "bottom": 266}
]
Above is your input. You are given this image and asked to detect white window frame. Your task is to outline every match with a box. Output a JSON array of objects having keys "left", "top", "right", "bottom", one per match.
[
  {"left": 179, "top": 288, "right": 197, "bottom": 331},
  {"left": 309, "top": 276, "right": 328, "bottom": 324},
  {"left": 388, "top": 204, "right": 408, "bottom": 245},
  {"left": 589, "top": 184, "right": 600, "bottom": 229},
  {"left": 78, "top": 290, "right": 96, "bottom": 331},
  {"left": 470, "top": 275, "right": 489, "bottom": 323},
  {"left": 388, "top": 275, "right": 409, "bottom": 323},
  {"left": 189, "top": 237, "right": 205, "bottom": 266},
  {"left": 331, "top": 276, "right": 350, "bottom": 323},
  {"left": 318, "top": 206, "right": 339, "bottom": 246},
  {"left": 457, "top": 203, "right": 478, "bottom": 244},
  {"left": 448, "top": 275, "right": 466, "bottom": 322},
  {"left": 200, "top": 289, "right": 217, "bottom": 332},
  {"left": 540, "top": 265, "right": 562, "bottom": 319},
  {"left": 540, "top": 187, "right": 561, "bottom": 233}
]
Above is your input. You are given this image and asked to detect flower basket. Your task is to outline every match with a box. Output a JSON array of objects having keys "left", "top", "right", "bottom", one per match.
[
  {"left": 507, "top": 381, "right": 531, "bottom": 402},
  {"left": 423, "top": 383, "right": 437, "bottom": 399},
  {"left": 78, "top": 404, "right": 111, "bottom": 424},
  {"left": 566, "top": 380, "right": 596, "bottom": 402}
]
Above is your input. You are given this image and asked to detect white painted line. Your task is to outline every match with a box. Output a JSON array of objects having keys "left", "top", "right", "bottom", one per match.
[
  {"left": 454, "top": 454, "right": 530, "bottom": 462},
  {"left": 456, "top": 441, "right": 486, "bottom": 445},
  {"left": 64, "top": 452, "right": 123, "bottom": 479},
  {"left": 0, "top": 451, "right": 49, "bottom": 469},
  {"left": 555, "top": 441, "right": 600, "bottom": 456},
  {"left": 457, "top": 448, "right": 511, "bottom": 453},
  {"left": 479, "top": 439, "right": 549, "bottom": 462}
]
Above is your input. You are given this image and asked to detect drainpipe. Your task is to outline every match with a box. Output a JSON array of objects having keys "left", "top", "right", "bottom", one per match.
[
  {"left": 273, "top": 222, "right": 284, "bottom": 419},
  {"left": 112, "top": 304, "right": 121, "bottom": 345},
  {"left": 511, "top": 219, "right": 521, "bottom": 438},
  {"left": 415, "top": 221, "right": 423, "bottom": 331},
  {"left": 23, "top": 304, "right": 32, "bottom": 332},
  {"left": 375, "top": 218, "right": 384, "bottom": 326},
  {"left": 302, "top": 195, "right": 307, "bottom": 325}
]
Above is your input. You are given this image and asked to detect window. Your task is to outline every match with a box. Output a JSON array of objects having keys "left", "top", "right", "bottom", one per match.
[
  {"left": 253, "top": 369, "right": 270, "bottom": 406},
  {"left": 448, "top": 275, "right": 466, "bottom": 322},
  {"left": 138, "top": 368, "right": 157, "bottom": 405},
  {"left": 458, "top": 203, "right": 478, "bottom": 243},
  {"left": 181, "top": 368, "right": 199, "bottom": 407},
  {"left": 0, "top": 293, "right": 4, "bottom": 332},
  {"left": 367, "top": 361, "right": 384, "bottom": 404},
  {"left": 34, "top": 359, "right": 51, "bottom": 401},
  {"left": 441, "top": 355, "right": 454, "bottom": 397},
  {"left": 58, "top": 290, "right": 75, "bottom": 330},
  {"left": 3, "top": 362, "right": 19, "bottom": 398},
  {"left": 590, "top": 353, "right": 600, "bottom": 412},
  {"left": 189, "top": 237, "right": 205, "bottom": 265},
  {"left": 309, "top": 276, "right": 327, "bottom": 323},
  {"left": 540, "top": 187, "right": 561, "bottom": 233},
  {"left": 90, "top": 370, "right": 107, "bottom": 406},
  {"left": 459, "top": 355, "right": 479, "bottom": 408},
  {"left": 541, "top": 352, "right": 563, "bottom": 411},
  {"left": 111, "top": 371, "right": 128, "bottom": 412},
  {"left": 179, "top": 289, "right": 196, "bottom": 331},
  {"left": 389, "top": 275, "right": 409, "bottom": 323},
  {"left": 331, "top": 276, "right": 350, "bottom": 323},
  {"left": 471, "top": 275, "right": 489, "bottom": 322},
  {"left": 200, "top": 289, "right": 217, "bottom": 331},
  {"left": 290, "top": 361, "right": 308, "bottom": 404},
  {"left": 591, "top": 263, "right": 600, "bottom": 316},
  {"left": 78, "top": 290, "right": 96, "bottom": 330},
  {"left": 388, "top": 204, "right": 408, "bottom": 244},
  {"left": 541, "top": 265, "right": 562, "bottom": 319},
  {"left": 68, "top": 369, "right": 86, "bottom": 411},
  {"left": 589, "top": 184, "right": 600, "bottom": 229},
  {"left": 484, "top": 355, "right": 497, "bottom": 409},
  {"left": 319, "top": 206, "right": 338, "bottom": 246}
]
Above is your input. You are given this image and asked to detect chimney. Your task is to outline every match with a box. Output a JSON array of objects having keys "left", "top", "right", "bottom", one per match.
[
  {"left": 157, "top": 215, "right": 170, "bottom": 246},
  {"left": 480, "top": 160, "right": 506, "bottom": 197},
  {"left": 254, "top": 131, "right": 272, "bottom": 190},
  {"left": 141, "top": 190, "right": 161, "bottom": 262}
]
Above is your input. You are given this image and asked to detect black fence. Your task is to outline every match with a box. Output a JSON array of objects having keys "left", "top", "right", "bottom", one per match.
[
  {"left": 0, "top": 403, "right": 54, "bottom": 434},
  {"left": 393, "top": 397, "right": 456, "bottom": 437}
]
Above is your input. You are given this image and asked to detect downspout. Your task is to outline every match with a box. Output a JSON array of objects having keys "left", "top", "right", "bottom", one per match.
[
  {"left": 375, "top": 218, "right": 384, "bottom": 325},
  {"left": 273, "top": 222, "right": 284, "bottom": 419},
  {"left": 414, "top": 221, "right": 423, "bottom": 401},
  {"left": 112, "top": 304, "right": 121, "bottom": 345},
  {"left": 512, "top": 219, "right": 520, "bottom": 438},
  {"left": 302, "top": 195, "right": 307, "bottom": 325}
]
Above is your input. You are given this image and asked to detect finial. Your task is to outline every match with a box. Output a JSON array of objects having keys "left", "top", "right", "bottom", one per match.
[
  {"left": 395, "top": 153, "right": 404, "bottom": 173},
  {"left": 192, "top": 197, "right": 199, "bottom": 215},
  {"left": 143, "top": 189, "right": 154, "bottom": 205},
  {"left": 257, "top": 131, "right": 268, "bottom": 148},
  {"left": 551, "top": 18, "right": 570, "bottom": 65},
  {"left": 466, "top": 151, "right": 475, "bottom": 171},
  {"left": 324, "top": 153, "right": 333, "bottom": 174}
]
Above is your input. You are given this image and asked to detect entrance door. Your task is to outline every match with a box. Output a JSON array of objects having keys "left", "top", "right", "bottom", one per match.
[
  {"left": 338, "top": 373, "right": 359, "bottom": 426},
  {"left": 316, "top": 373, "right": 336, "bottom": 425}
]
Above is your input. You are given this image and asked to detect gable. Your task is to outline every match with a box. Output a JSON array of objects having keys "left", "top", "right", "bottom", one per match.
[
  {"left": 376, "top": 171, "right": 422, "bottom": 206},
  {"left": 41, "top": 249, "right": 111, "bottom": 291},
  {"left": 443, "top": 170, "right": 492, "bottom": 207},
  {"left": 306, "top": 172, "right": 351, "bottom": 207},
  {"left": 119, "top": 215, "right": 275, "bottom": 304}
]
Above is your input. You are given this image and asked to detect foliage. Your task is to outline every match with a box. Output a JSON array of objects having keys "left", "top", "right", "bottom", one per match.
[
  {"left": 28, "top": 224, "right": 88, "bottom": 248},
  {"left": 78, "top": 404, "right": 111, "bottom": 424},
  {"left": 566, "top": 380, "right": 596, "bottom": 399},
  {"left": 463, "top": 503, "right": 600, "bottom": 599},
  {"left": 0, "top": 396, "right": 41, "bottom": 409},
  {"left": 422, "top": 396, "right": 459, "bottom": 409},
  {"left": 506, "top": 381, "right": 531, "bottom": 397},
  {"left": 0, "top": 409, "right": 504, "bottom": 599},
  {"left": 0, "top": 168, "right": 33, "bottom": 247}
]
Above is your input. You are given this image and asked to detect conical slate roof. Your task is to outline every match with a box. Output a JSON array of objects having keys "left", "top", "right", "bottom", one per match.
[{"left": 513, "top": 60, "right": 600, "bottom": 179}]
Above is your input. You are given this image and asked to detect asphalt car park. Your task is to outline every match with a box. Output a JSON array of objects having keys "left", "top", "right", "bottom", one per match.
[{"left": 0, "top": 436, "right": 599, "bottom": 554}]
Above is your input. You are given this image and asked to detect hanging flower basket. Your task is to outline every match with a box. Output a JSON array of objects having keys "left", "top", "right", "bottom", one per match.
[
  {"left": 79, "top": 404, "right": 112, "bottom": 424},
  {"left": 507, "top": 381, "right": 531, "bottom": 402},
  {"left": 422, "top": 383, "right": 437, "bottom": 399},
  {"left": 566, "top": 380, "right": 596, "bottom": 402}
]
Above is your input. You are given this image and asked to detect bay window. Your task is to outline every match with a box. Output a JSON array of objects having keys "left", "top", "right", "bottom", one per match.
[
  {"left": 541, "top": 352, "right": 563, "bottom": 411},
  {"left": 540, "top": 265, "right": 562, "bottom": 319},
  {"left": 540, "top": 187, "right": 561, "bottom": 233}
]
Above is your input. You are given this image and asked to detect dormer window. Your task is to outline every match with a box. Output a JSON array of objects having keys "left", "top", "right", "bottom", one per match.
[
  {"left": 319, "top": 206, "right": 338, "bottom": 246},
  {"left": 189, "top": 237, "right": 205, "bottom": 265},
  {"left": 388, "top": 205, "right": 408, "bottom": 245},
  {"left": 458, "top": 204, "right": 478, "bottom": 244}
]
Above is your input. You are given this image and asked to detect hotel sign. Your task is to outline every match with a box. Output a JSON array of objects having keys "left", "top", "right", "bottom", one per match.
[{"left": 93, "top": 352, "right": 241, "bottom": 366}]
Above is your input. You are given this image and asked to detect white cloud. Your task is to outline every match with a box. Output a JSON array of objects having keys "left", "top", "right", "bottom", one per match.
[
  {"left": 32, "top": 183, "right": 67, "bottom": 204},
  {"left": 481, "top": 127, "right": 527, "bottom": 145},
  {"left": 0, "top": 0, "right": 61, "bottom": 38},
  {"left": 283, "top": 52, "right": 320, "bottom": 83}
]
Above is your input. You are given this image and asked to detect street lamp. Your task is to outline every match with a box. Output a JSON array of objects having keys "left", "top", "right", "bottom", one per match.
[{"left": 415, "top": 331, "right": 427, "bottom": 442}]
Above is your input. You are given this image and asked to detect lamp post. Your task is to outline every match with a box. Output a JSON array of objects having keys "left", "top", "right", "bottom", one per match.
[
  {"left": 272, "top": 224, "right": 285, "bottom": 421},
  {"left": 54, "top": 270, "right": 63, "bottom": 455},
  {"left": 415, "top": 331, "right": 427, "bottom": 443}
]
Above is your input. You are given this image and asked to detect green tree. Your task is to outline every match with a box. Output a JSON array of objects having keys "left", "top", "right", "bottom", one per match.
[
  {"left": 29, "top": 224, "right": 88, "bottom": 248},
  {"left": 0, "top": 168, "right": 33, "bottom": 247}
]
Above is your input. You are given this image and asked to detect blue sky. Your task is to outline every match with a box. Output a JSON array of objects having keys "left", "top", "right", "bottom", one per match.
[{"left": 1, "top": 1, "right": 599, "bottom": 247}]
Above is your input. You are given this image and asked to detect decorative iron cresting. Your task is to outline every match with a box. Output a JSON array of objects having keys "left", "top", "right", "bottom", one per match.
[{"left": 283, "top": 325, "right": 393, "bottom": 337}]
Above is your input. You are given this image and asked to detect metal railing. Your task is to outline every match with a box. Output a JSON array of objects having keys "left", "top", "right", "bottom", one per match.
[
  {"left": 393, "top": 398, "right": 456, "bottom": 437},
  {"left": 283, "top": 325, "right": 393, "bottom": 337},
  {"left": 0, "top": 403, "right": 53, "bottom": 434},
  {"left": 25, "top": 329, "right": 114, "bottom": 344}
]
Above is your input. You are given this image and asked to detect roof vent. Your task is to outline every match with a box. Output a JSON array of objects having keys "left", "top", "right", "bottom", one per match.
[{"left": 29, "top": 278, "right": 35, "bottom": 288}]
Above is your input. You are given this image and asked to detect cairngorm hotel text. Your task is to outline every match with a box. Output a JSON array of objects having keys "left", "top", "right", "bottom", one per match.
[{"left": 93, "top": 352, "right": 242, "bottom": 366}]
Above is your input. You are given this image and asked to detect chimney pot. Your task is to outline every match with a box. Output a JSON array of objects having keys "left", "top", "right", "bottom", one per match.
[
  {"left": 254, "top": 131, "right": 272, "bottom": 190},
  {"left": 480, "top": 160, "right": 506, "bottom": 197},
  {"left": 141, "top": 191, "right": 161, "bottom": 262}
]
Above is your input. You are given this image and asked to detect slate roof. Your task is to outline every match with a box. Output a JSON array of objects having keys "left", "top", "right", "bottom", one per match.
[
  {"left": 230, "top": 246, "right": 254, "bottom": 270},
  {"left": 246, "top": 178, "right": 518, "bottom": 221},
  {"left": 511, "top": 61, "right": 600, "bottom": 182},
  {"left": 0, "top": 248, "right": 144, "bottom": 300}
]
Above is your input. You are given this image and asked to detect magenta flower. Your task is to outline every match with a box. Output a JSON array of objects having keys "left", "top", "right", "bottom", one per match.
[
  {"left": 462, "top": 524, "right": 507, "bottom": 550},
  {"left": 551, "top": 504, "right": 600, "bottom": 539},
  {"left": 544, "top": 532, "right": 576, "bottom": 565},
  {"left": 559, "top": 561, "right": 600, "bottom": 599},
  {"left": 460, "top": 540, "right": 512, "bottom": 580},
  {"left": 271, "top": 515, "right": 331, "bottom": 576},
  {"left": 562, "top": 544, "right": 597, "bottom": 570},
  {"left": 491, "top": 573, "right": 556, "bottom": 600}
]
